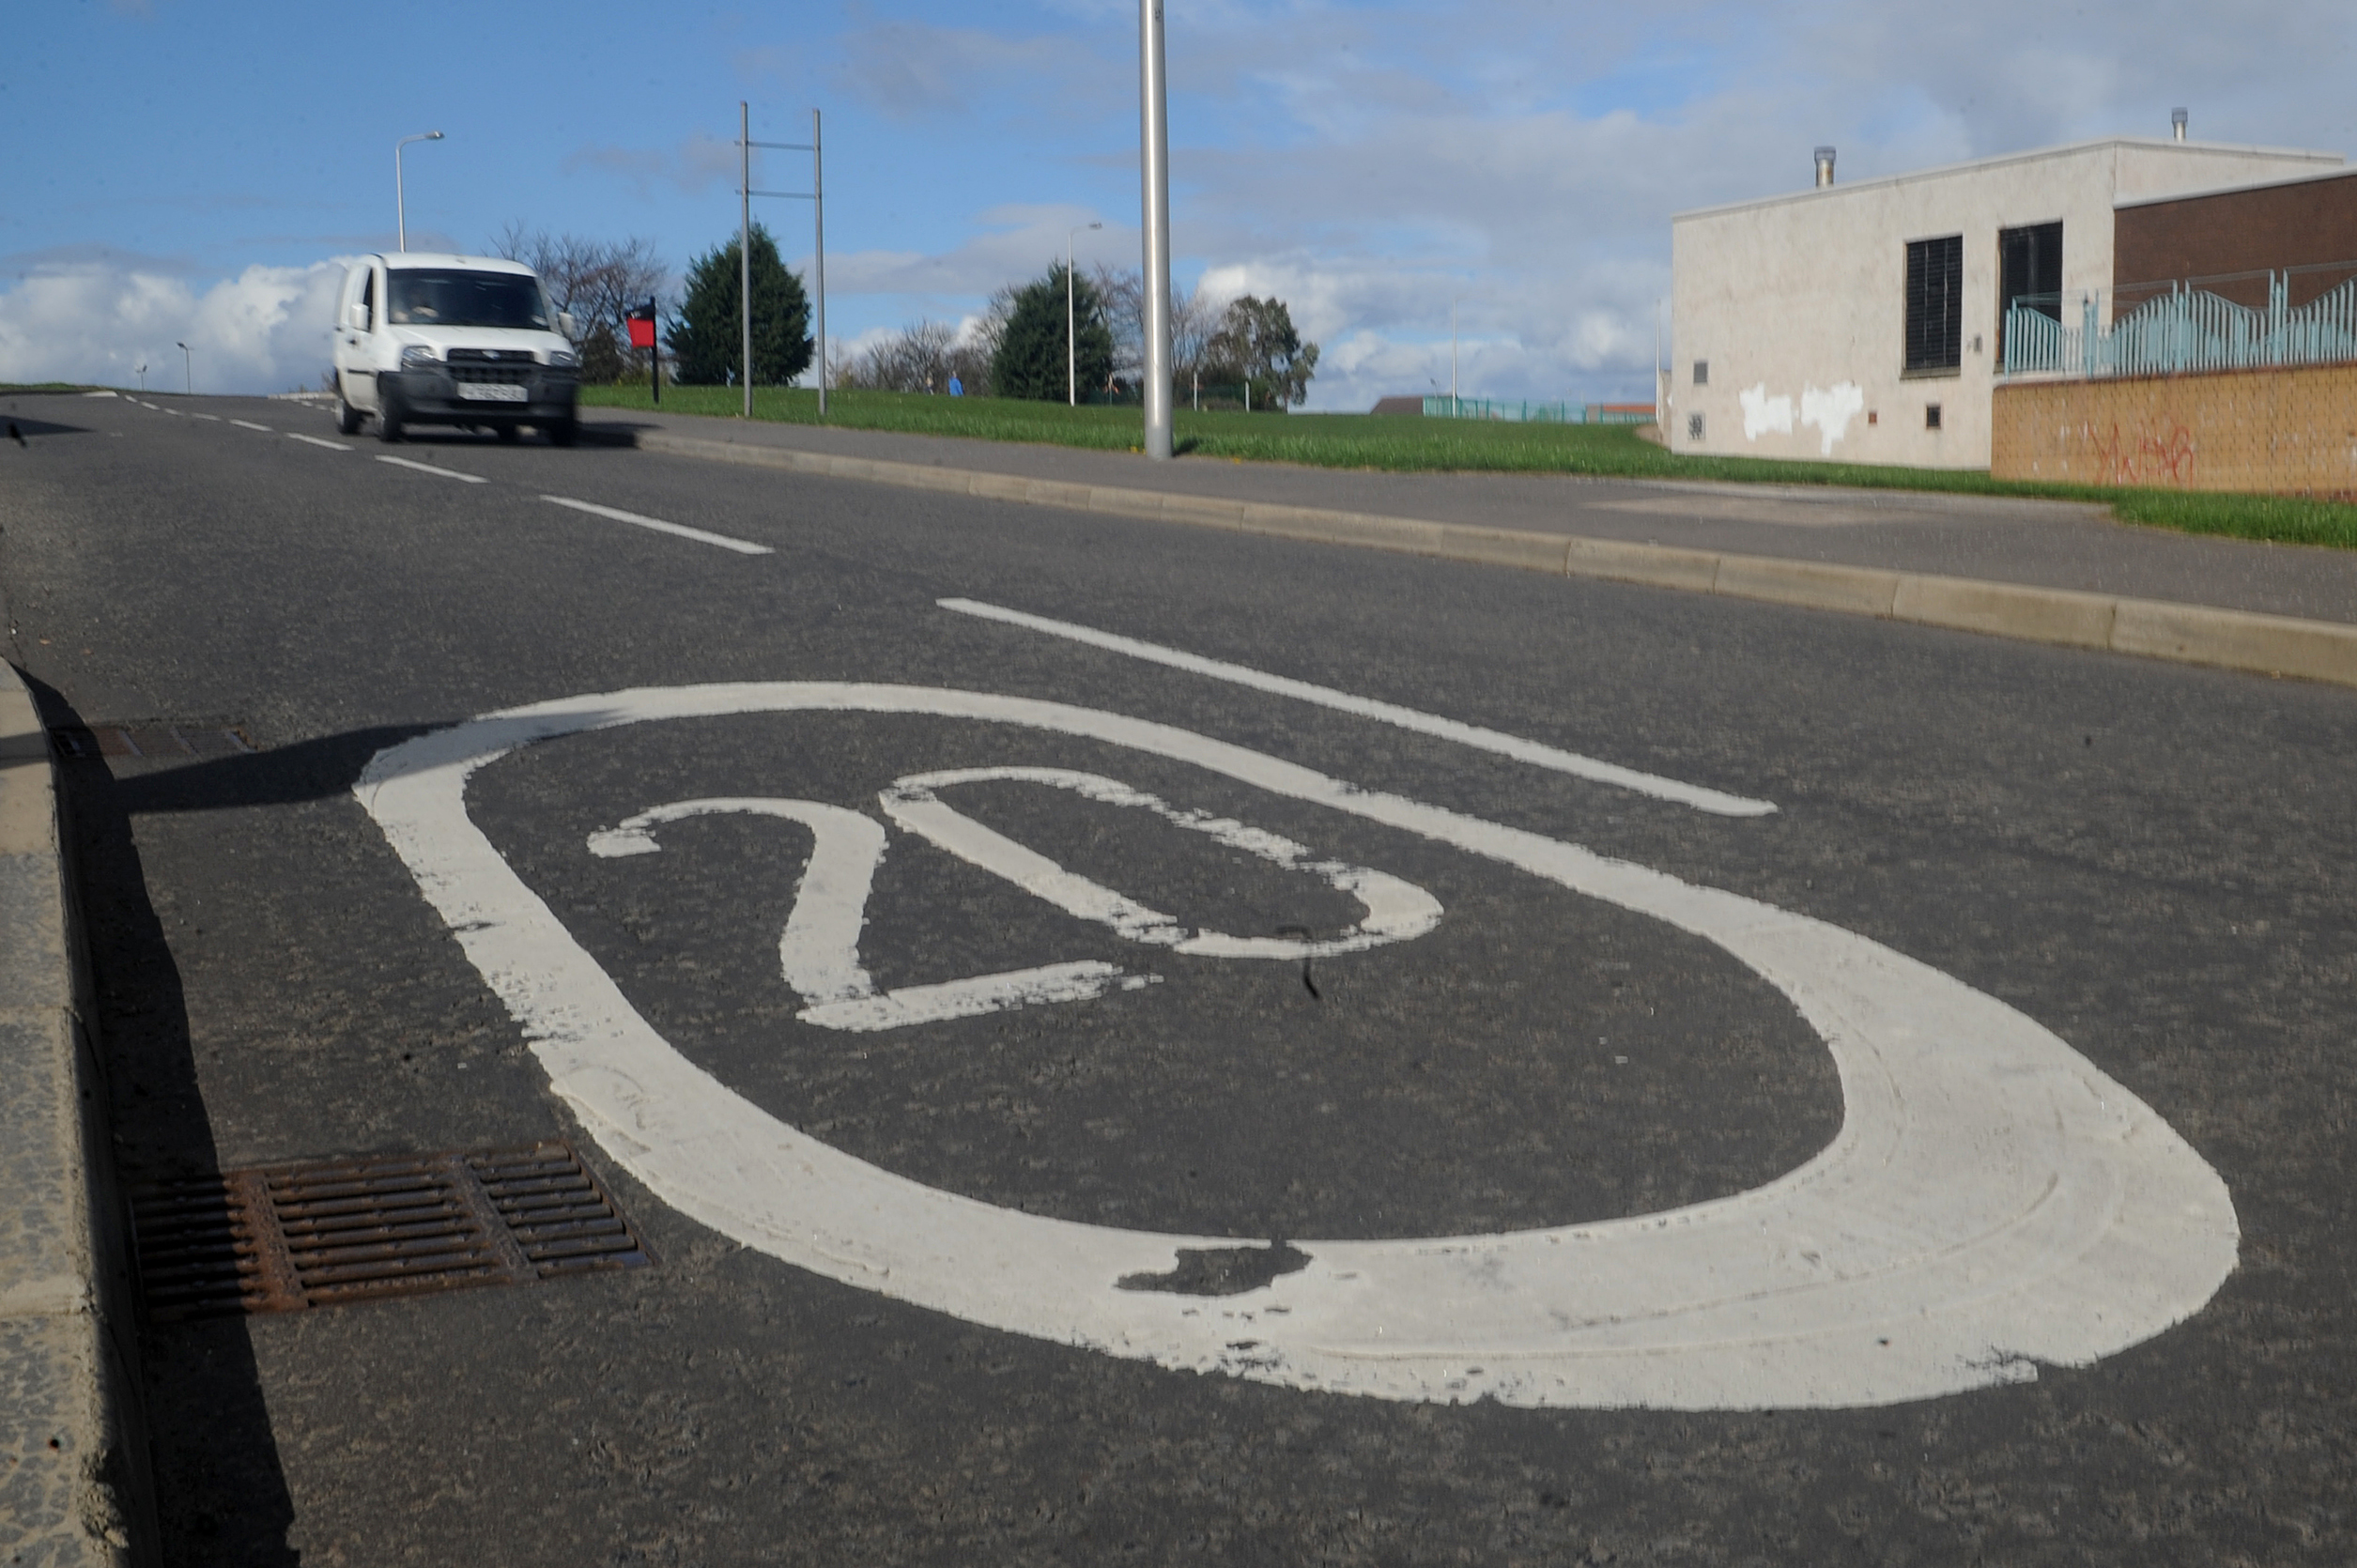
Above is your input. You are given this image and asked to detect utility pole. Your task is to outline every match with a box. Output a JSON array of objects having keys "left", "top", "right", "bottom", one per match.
[
  {"left": 1138, "top": 0, "right": 1173, "bottom": 459},
  {"left": 738, "top": 105, "right": 829, "bottom": 419},
  {"left": 812, "top": 109, "right": 827, "bottom": 417},
  {"left": 740, "top": 102, "right": 753, "bottom": 418},
  {"left": 1068, "top": 221, "right": 1101, "bottom": 406}
]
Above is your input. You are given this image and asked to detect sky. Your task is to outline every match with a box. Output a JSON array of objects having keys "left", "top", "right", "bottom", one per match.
[{"left": 5, "top": 0, "right": 2354, "bottom": 410}]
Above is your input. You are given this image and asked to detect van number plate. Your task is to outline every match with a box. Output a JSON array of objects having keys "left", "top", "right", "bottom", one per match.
[{"left": 458, "top": 383, "right": 529, "bottom": 403}]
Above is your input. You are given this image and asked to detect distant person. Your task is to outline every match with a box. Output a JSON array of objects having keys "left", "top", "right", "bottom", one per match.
[{"left": 947, "top": 375, "right": 963, "bottom": 397}]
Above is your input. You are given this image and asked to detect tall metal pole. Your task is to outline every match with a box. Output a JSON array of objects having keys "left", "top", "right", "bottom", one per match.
[
  {"left": 1066, "top": 222, "right": 1100, "bottom": 407},
  {"left": 394, "top": 131, "right": 442, "bottom": 254},
  {"left": 813, "top": 109, "right": 827, "bottom": 417},
  {"left": 1138, "top": 0, "right": 1173, "bottom": 460},
  {"left": 740, "top": 101, "right": 753, "bottom": 419}
]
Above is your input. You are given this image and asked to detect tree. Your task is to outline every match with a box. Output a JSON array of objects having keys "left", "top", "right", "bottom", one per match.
[
  {"left": 491, "top": 223, "right": 666, "bottom": 384},
  {"left": 989, "top": 263, "right": 1115, "bottom": 401},
  {"left": 1203, "top": 295, "right": 1319, "bottom": 408},
  {"left": 1092, "top": 265, "right": 1225, "bottom": 383},
  {"left": 666, "top": 223, "right": 812, "bottom": 387},
  {"left": 833, "top": 319, "right": 992, "bottom": 395}
]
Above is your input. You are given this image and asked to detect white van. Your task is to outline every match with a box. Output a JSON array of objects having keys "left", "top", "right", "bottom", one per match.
[{"left": 331, "top": 253, "right": 580, "bottom": 444}]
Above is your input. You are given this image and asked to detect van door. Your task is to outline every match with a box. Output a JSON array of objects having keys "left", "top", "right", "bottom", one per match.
[{"left": 337, "top": 264, "right": 380, "bottom": 410}]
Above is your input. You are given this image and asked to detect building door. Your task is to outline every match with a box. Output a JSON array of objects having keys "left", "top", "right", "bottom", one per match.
[{"left": 1997, "top": 222, "right": 2063, "bottom": 361}]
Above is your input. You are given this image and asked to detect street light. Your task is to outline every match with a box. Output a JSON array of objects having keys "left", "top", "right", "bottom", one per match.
[
  {"left": 1068, "top": 221, "right": 1101, "bottom": 407},
  {"left": 175, "top": 342, "right": 192, "bottom": 395},
  {"left": 395, "top": 131, "right": 444, "bottom": 253},
  {"left": 1137, "top": 0, "right": 1172, "bottom": 459}
]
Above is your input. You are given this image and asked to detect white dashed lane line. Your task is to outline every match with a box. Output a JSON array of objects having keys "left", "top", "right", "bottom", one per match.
[
  {"left": 285, "top": 433, "right": 351, "bottom": 452},
  {"left": 376, "top": 454, "right": 487, "bottom": 484},
  {"left": 229, "top": 419, "right": 273, "bottom": 432},
  {"left": 190, "top": 413, "right": 221, "bottom": 422},
  {"left": 938, "top": 597, "right": 1779, "bottom": 817},
  {"left": 539, "top": 494, "right": 773, "bottom": 555}
]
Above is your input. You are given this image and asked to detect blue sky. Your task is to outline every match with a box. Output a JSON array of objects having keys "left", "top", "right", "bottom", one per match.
[{"left": 7, "top": 0, "right": 2354, "bottom": 407}]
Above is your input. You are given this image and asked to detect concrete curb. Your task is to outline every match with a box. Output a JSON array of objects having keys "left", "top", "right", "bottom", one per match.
[
  {"left": 0, "top": 664, "right": 149, "bottom": 1565},
  {"left": 638, "top": 429, "right": 2357, "bottom": 690}
]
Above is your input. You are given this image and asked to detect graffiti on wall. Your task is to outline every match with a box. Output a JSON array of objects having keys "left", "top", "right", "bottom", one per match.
[{"left": 2082, "top": 418, "right": 2196, "bottom": 487}]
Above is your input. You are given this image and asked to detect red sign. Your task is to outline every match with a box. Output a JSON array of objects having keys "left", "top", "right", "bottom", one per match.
[{"left": 626, "top": 315, "right": 656, "bottom": 349}]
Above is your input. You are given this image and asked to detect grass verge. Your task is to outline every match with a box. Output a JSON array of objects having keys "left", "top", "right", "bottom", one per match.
[{"left": 579, "top": 384, "right": 2357, "bottom": 551}]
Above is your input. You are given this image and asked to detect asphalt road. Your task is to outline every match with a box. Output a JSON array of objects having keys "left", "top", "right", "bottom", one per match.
[{"left": 3, "top": 389, "right": 2353, "bottom": 1566}]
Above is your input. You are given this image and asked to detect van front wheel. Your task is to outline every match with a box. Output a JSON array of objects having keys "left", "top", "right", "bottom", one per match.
[
  {"left": 377, "top": 390, "right": 407, "bottom": 443},
  {"left": 336, "top": 377, "right": 363, "bottom": 435},
  {"left": 546, "top": 415, "right": 578, "bottom": 448}
]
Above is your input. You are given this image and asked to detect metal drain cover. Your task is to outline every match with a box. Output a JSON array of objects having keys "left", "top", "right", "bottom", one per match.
[{"left": 130, "top": 1142, "right": 651, "bottom": 1321}]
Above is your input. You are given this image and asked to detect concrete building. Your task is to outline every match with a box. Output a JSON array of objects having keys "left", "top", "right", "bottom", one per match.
[{"left": 1666, "top": 135, "right": 2344, "bottom": 469}]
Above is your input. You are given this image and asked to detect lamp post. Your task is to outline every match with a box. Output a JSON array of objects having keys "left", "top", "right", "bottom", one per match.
[
  {"left": 175, "top": 342, "right": 192, "bottom": 395},
  {"left": 1068, "top": 221, "right": 1101, "bottom": 407},
  {"left": 1449, "top": 298, "right": 1459, "bottom": 415},
  {"left": 395, "top": 131, "right": 444, "bottom": 254},
  {"left": 1137, "top": 0, "right": 1173, "bottom": 459}
]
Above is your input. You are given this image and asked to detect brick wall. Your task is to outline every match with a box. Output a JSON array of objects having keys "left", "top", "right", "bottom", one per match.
[
  {"left": 1991, "top": 362, "right": 2357, "bottom": 497},
  {"left": 2115, "top": 168, "right": 2357, "bottom": 309}
]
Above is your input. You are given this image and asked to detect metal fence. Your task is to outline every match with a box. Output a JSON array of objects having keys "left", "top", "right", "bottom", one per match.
[
  {"left": 1421, "top": 397, "right": 1656, "bottom": 423},
  {"left": 2001, "top": 262, "right": 2357, "bottom": 381}
]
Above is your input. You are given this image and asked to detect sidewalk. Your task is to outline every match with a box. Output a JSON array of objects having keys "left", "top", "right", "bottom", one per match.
[{"left": 583, "top": 406, "right": 2357, "bottom": 630}]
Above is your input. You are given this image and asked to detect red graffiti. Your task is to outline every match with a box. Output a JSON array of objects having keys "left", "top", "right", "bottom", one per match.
[{"left": 2082, "top": 417, "right": 2196, "bottom": 487}]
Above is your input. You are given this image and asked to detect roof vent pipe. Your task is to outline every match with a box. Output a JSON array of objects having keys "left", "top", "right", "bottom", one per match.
[
  {"left": 1813, "top": 146, "right": 1836, "bottom": 188},
  {"left": 2172, "top": 108, "right": 2188, "bottom": 141}
]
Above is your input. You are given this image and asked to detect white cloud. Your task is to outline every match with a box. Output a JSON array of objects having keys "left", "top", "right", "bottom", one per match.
[
  {"left": 796, "top": 0, "right": 2354, "bottom": 411},
  {"left": 564, "top": 135, "right": 740, "bottom": 199},
  {"left": 0, "top": 254, "right": 348, "bottom": 393},
  {"left": 816, "top": 205, "right": 1133, "bottom": 299}
]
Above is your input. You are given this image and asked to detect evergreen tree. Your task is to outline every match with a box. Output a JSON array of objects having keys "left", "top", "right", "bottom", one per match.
[
  {"left": 990, "top": 264, "right": 1115, "bottom": 401},
  {"left": 666, "top": 223, "right": 812, "bottom": 386}
]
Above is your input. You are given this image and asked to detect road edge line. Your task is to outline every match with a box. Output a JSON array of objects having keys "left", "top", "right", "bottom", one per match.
[
  {"left": 0, "top": 663, "right": 156, "bottom": 1564},
  {"left": 631, "top": 430, "right": 2357, "bottom": 690}
]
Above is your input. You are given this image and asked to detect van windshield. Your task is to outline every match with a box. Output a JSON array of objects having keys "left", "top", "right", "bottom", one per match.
[{"left": 386, "top": 269, "right": 551, "bottom": 330}]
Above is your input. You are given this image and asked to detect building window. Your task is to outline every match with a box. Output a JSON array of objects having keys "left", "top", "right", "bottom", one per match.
[
  {"left": 1925, "top": 403, "right": 1942, "bottom": 430},
  {"left": 1687, "top": 412, "right": 1704, "bottom": 440},
  {"left": 1904, "top": 235, "right": 1964, "bottom": 373},
  {"left": 1997, "top": 221, "right": 2063, "bottom": 361},
  {"left": 1692, "top": 360, "right": 1708, "bottom": 387}
]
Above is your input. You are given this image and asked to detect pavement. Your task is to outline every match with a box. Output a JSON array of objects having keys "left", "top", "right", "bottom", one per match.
[
  {"left": 5, "top": 387, "right": 2357, "bottom": 1564},
  {"left": 581, "top": 400, "right": 2357, "bottom": 628}
]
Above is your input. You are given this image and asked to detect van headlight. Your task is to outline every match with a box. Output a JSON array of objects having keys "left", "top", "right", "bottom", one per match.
[
  {"left": 547, "top": 349, "right": 578, "bottom": 369},
  {"left": 398, "top": 345, "right": 440, "bottom": 370}
]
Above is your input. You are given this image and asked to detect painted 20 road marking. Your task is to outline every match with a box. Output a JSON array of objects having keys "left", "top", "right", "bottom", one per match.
[
  {"left": 359, "top": 681, "right": 2237, "bottom": 1411},
  {"left": 586, "top": 768, "right": 1442, "bottom": 1033}
]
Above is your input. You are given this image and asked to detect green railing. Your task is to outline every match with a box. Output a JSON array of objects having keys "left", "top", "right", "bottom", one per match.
[
  {"left": 1421, "top": 397, "right": 1655, "bottom": 423},
  {"left": 2001, "top": 263, "right": 2357, "bottom": 380}
]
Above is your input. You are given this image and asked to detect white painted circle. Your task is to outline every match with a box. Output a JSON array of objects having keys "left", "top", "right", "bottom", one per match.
[{"left": 356, "top": 683, "right": 2238, "bottom": 1410}]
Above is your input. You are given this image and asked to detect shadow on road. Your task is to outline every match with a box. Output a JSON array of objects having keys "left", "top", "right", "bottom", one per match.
[
  {"left": 109, "top": 723, "right": 444, "bottom": 818},
  {"left": 25, "top": 674, "right": 328, "bottom": 1567}
]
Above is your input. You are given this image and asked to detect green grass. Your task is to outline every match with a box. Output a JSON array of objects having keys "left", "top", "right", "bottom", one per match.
[
  {"left": 0, "top": 382, "right": 100, "bottom": 394},
  {"left": 578, "top": 383, "right": 2357, "bottom": 551}
]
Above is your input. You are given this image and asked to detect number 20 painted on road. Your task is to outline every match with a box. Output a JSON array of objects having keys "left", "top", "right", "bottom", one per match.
[{"left": 359, "top": 682, "right": 2237, "bottom": 1411}]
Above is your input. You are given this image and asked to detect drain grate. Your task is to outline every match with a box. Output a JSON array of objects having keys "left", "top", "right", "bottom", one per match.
[
  {"left": 129, "top": 1142, "right": 651, "bottom": 1322},
  {"left": 51, "top": 723, "right": 254, "bottom": 761}
]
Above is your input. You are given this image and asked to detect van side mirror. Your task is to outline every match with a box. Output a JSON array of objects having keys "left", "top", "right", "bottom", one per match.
[
  {"left": 346, "top": 302, "right": 370, "bottom": 331},
  {"left": 558, "top": 312, "right": 578, "bottom": 340}
]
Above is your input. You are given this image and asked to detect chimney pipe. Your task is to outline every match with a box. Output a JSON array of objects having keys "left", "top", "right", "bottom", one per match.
[
  {"left": 1813, "top": 146, "right": 1836, "bottom": 188},
  {"left": 2171, "top": 108, "right": 2188, "bottom": 142}
]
